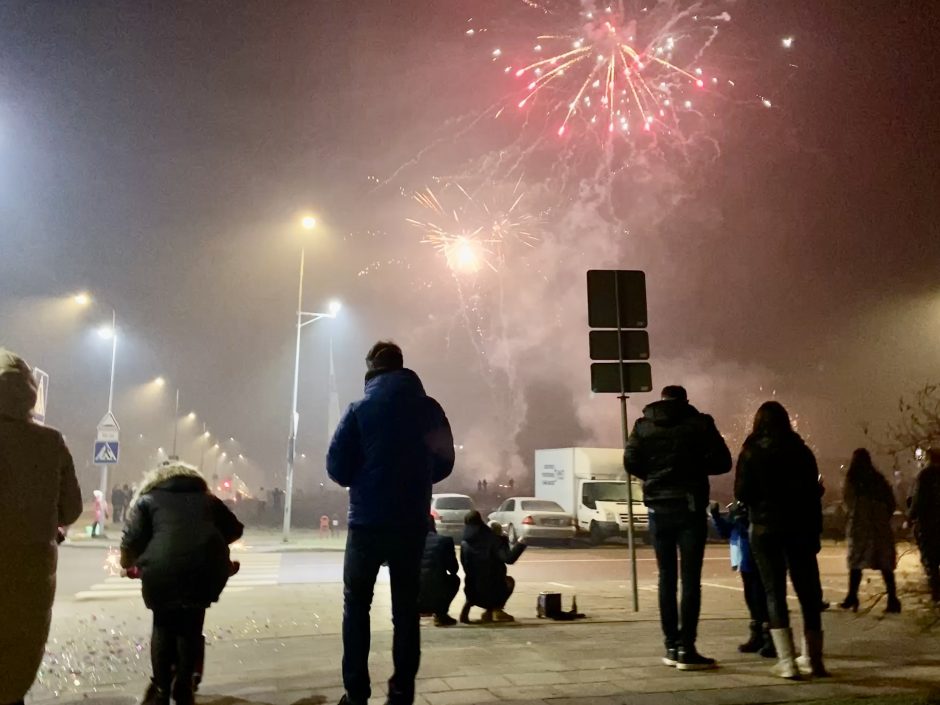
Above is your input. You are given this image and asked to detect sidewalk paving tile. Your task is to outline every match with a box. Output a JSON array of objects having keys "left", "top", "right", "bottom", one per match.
[
  {"left": 423, "top": 689, "right": 497, "bottom": 705},
  {"left": 444, "top": 675, "right": 512, "bottom": 690},
  {"left": 506, "top": 672, "right": 574, "bottom": 687}
]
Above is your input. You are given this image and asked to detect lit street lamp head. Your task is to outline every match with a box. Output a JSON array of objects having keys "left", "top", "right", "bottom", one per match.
[
  {"left": 152, "top": 376, "right": 166, "bottom": 387},
  {"left": 73, "top": 292, "right": 91, "bottom": 307},
  {"left": 328, "top": 299, "right": 342, "bottom": 316},
  {"left": 97, "top": 325, "right": 115, "bottom": 340},
  {"left": 301, "top": 215, "right": 317, "bottom": 230},
  {"left": 186, "top": 412, "right": 196, "bottom": 420}
]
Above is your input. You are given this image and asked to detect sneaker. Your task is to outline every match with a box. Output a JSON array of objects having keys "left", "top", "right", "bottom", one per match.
[
  {"left": 338, "top": 696, "right": 366, "bottom": 705},
  {"left": 677, "top": 647, "right": 718, "bottom": 671},
  {"left": 434, "top": 614, "right": 458, "bottom": 627},
  {"left": 492, "top": 609, "right": 515, "bottom": 623},
  {"left": 142, "top": 681, "right": 169, "bottom": 705},
  {"left": 662, "top": 647, "right": 679, "bottom": 667},
  {"left": 480, "top": 609, "right": 494, "bottom": 623}
]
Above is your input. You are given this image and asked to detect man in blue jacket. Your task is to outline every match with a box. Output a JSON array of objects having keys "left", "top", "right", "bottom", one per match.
[{"left": 327, "top": 341, "right": 455, "bottom": 705}]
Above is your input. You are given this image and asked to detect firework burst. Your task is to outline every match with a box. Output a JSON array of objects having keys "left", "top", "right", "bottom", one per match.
[
  {"left": 407, "top": 182, "right": 539, "bottom": 274},
  {"left": 494, "top": 1, "right": 731, "bottom": 140}
]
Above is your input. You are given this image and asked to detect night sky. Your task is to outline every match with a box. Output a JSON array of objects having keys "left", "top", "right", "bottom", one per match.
[{"left": 1, "top": 1, "right": 938, "bottom": 495}]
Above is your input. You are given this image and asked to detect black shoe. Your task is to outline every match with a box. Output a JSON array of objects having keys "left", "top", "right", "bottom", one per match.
[
  {"left": 662, "top": 647, "right": 679, "bottom": 667},
  {"left": 172, "top": 680, "right": 195, "bottom": 705},
  {"left": 738, "top": 623, "right": 763, "bottom": 653},
  {"left": 434, "top": 613, "right": 458, "bottom": 627},
  {"left": 338, "top": 696, "right": 366, "bottom": 705},
  {"left": 677, "top": 647, "right": 718, "bottom": 671},
  {"left": 142, "top": 681, "right": 170, "bottom": 705},
  {"left": 885, "top": 596, "right": 901, "bottom": 614},
  {"left": 839, "top": 595, "right": 859, "bottom": 612},
  {"left": 758, "top": 634, "right": 777, "bottom": 659}
]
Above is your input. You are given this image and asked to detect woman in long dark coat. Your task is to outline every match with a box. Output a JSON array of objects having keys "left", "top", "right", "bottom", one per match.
[
  {"left": 840, "top": 448, "right": 900, "bottom": 613},
  {"left": 735, "top": 401, "right": 827, "bottom": 679},
  {"left": 0, "top": 350, "right": 83, "bottom": 705}
]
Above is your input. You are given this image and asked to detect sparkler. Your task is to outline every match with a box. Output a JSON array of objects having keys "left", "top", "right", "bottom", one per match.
[
  {"left": 495, "top": 1, "right": 731, "bottom": 140},
  {"left": 103, "top": 546, "right": 122, "bottom": 577}
]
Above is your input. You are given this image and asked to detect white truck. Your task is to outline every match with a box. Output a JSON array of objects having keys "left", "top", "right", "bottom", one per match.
[{"left": 534, "top": 447, "right": 649, "bottom": 545}]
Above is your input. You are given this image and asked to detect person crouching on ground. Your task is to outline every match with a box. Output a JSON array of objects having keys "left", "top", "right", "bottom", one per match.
[
  {"left": 121, "top": 462, "right": 244, "bottom": 705},
  {"left": 459, "top": 511, "right": 526, "bottom": 623},
  {"left": 418, "top": 515, "right": 461, "bottom": 626},
  {"left": 710, "top": 501, "right": 776, "bottom": 659}
]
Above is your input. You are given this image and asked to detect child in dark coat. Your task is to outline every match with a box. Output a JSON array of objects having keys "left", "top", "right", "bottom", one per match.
[
  {"left": 121, "top": 462, "right": 243, "bottom": 705},
  {"left": 710, "top": 501, "right": 776, "bottom": 658}
]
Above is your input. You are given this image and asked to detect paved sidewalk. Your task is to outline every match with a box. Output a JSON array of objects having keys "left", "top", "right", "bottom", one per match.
[
  {"left": 64, "top": 527, "right": 349, "bottom": 552},
  {"left": 33, "top": 574, "right": 940, "bottom": 705}
]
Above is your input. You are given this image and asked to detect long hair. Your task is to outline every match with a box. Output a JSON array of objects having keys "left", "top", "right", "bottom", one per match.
[
  {"left": 750, "top": 401, "right": 792, "bottom": 438},
  {"left": 845, "top": 448, "right": 888, "bottom": 499}
]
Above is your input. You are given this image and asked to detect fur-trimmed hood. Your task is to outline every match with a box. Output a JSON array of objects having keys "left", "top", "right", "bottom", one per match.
[
  {"left": 133, "top": 462, "right": 208, "bottom": 504},
  {"left": 0, "top": 348, "right": 38, "bottom": 421}
]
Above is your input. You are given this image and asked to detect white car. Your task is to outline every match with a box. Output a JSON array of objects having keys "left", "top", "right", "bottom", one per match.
[
  {"left": 430, "top": 493, "right": 475, "bottom": 539},
  {"left": 488, "top": 497, "right": 576, "bottom": 546}
]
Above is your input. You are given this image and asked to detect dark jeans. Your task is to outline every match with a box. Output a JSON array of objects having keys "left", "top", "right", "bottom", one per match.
[
  {"left": 750, "top": 526, "right": 822, "bottom": 631},
  {"left": 741, "top": 569, "right": 769, "bottom": 624},
  {"left": 151, "top": 607, "right": 205, "bottom": 690},
  {"left": 343, "top": 526, "right": 426, "bottom": 704},
  {"left": 649, "top": 509, "right": 707, "bottom": 649}
]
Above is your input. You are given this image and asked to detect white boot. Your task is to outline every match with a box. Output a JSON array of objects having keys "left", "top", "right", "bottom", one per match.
[
  {"left": 769, "top": 628, "right": 801, "bottom": 679},
  {"left": 796, "top": 630, "right": 829, "bottom": 677}
]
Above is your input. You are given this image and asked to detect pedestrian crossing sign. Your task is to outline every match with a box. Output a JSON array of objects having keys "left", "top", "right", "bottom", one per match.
[{"left": 94, "top": 440, "right": 119, "bottom": 464}]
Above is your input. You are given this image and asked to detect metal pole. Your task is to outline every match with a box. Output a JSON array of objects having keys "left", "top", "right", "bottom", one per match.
[
  {"left": 107, "top": 309, "right": 117, "bottom": 413},
  {"left": 283, "top": 247, "right": 305, "bottom": 542},
  {"left": 172, "top": 388, "right": 180, "bottom": 458},
  {"left": 99, "top": 309, "right": 118, "bottom": 528},
  {"left": 614, "top": 272, "right": 640, "bottom": 613}
]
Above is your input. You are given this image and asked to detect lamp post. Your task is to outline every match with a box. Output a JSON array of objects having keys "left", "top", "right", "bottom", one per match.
[
  {"left": 283, "top": 214, "right": 343, "bottom": 542},
  {"left": 95, "top": 308, "right": 118, "bottom": 515}
]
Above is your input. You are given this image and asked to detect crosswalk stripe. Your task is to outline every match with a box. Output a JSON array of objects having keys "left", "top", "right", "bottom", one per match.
[{"left": 74, "top": 556, "right": 281, "bottom": 601}]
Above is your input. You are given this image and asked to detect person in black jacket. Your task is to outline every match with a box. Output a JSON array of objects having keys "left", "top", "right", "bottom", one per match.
[
  {"left": 735, "top": 401, "right": 827, "bottom": 680},
  {"left": 909, "top": 448, "right": 940, "bottom": 603},
  {"left": 418, "top": 515, "right": 460, "bottom": 626},
  {"left": 624, "top": 385, "right": 731, "bottom": 671},
  {"left": 327, "top": 341, "right": 455, "bottom": 705},
  {"left": 121, "top": 462, "right": 243, "bottom": 705},
  {"left": 459, "top": 511, "right": 526, "bottom": 623}
]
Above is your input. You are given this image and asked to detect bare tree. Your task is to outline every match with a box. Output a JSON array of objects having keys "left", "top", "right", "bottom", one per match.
[{"left": 884, "top": 383, "right": 940, "bottom": 457}]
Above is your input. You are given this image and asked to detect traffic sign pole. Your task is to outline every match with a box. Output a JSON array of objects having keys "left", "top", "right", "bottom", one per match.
[{"left": 614, "top": 273, "right": 639, "bottom": 614}]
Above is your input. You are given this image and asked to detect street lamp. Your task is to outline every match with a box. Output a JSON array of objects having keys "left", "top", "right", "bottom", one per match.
[
  {"left": 153, "top": 376, "right": 166, "bottom": 387},
  {"left": 74, "top": 292, "right": 91, "bottom": 307},
  {"left": 283, "top": 213, "right": 341, "bottom": 542}
]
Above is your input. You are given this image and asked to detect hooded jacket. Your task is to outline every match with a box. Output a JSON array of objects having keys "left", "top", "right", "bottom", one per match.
[
  {"left": 624, "top": 399, "right": 732, "bottom": 512},
  {"left": 0, "top": 349, "right": 83, "bottom": 702},
  {"left": 327, "top": 368, "right": 455, "bottom": 528},
  {"left": 460, "top": 522, "right": 526, "bottom": 609},
  {"left": 121, "top": 463, "right": 243, "bottom": 610},
  {"left": 734, "top": 431, "right": 821, "bottom": 541}
]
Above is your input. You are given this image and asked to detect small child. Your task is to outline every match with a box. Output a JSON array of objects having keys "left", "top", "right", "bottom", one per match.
[
  {"left": 121, "top": 462, "right": 243, "bottom": 705},
  {"left": 710, "top": 501, "right": 776, "bottom": 658}
]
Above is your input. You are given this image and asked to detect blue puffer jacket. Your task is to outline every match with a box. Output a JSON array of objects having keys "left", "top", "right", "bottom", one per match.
[{"left": 327, "top": 368, "right": 455, "bottom": 528}]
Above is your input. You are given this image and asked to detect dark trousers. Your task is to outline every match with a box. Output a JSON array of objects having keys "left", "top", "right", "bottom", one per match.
[
  {"left": 649, "top": 509, "right": 707, "bottom": 649},
  {"left": 435, "top": 574, "right": 460, "bottom": 617},
  {"left": 750, "top": 526, "right": 822, "bottom": 631},
  {"left": 151, "top": 607, "right": 205, "bottom": 690},
  {"left": 916, "top": 536, "right": 940, "bottom": 599},
  {"left": 741, "top": 569, "right": 769, "bottom": 624},
  {"left": 343, "top": 526, "right": 426, "bottom": 704}
]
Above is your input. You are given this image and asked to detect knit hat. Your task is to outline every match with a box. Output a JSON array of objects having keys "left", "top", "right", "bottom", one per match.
[{"left": 0, "top": 348, "right": 38, "bottom": 420}]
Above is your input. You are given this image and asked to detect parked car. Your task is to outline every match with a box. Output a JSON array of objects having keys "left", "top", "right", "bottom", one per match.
[
  {"left": 430, "top": 493, "right": 475, "bottom": 538},
  {"left": 487, "top": 497, "right": 577, "bottom": 546}
]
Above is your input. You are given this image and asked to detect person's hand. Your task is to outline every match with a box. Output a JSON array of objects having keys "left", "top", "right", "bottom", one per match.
[{"left": 708, "top": 501, "right": 721, "bottom": 517}]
